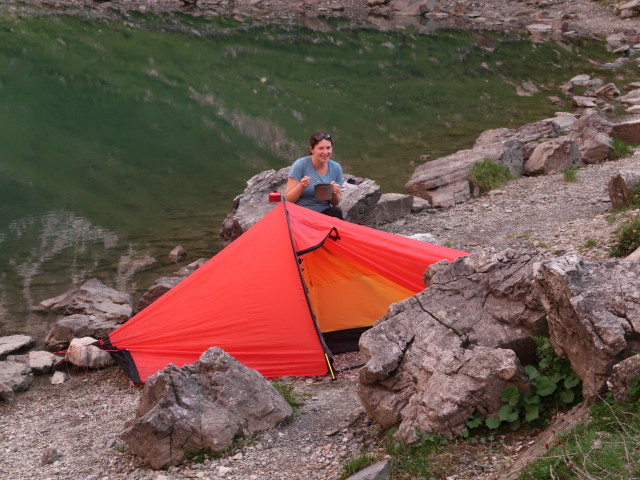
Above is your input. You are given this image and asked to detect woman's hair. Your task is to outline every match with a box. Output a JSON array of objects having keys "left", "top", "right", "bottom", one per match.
[{"left": 309, "top": 130, "right": 333, "bottom": 149}]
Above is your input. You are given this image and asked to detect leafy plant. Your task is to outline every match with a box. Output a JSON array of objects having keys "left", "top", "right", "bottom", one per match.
[
  {"left": 339, "top": 454, "right": 378, "bottom": 480},
  {"left": 608, "top": 138, "right": 637, "bottom": 160},
  {"left": 581, "top": 238, "right": 597, "bottom": 249},
  {"left": 465, "top": 336, "right": 582, "bottom": 433},
  {"left": 468, "top": 159, "right": 516, "bottom": 194},
  {"left": 562, "top": 167, "right": 578, "bottom": 182},
  {"left": 609, "top": 216, "right": 640, "bottom": 257}
]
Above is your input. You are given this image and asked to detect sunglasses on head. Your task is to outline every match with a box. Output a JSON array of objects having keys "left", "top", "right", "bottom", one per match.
[{"left": 313, "top": 133, "right": 332, "bottom": 141}]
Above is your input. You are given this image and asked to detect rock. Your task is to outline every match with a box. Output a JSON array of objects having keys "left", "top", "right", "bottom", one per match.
[
  {"left": 619, "top": 89, "right": 640, "bottom": 106},
  {"left": 374, "top": 193, "right": 413, "bottom": 225},
  {"left": 176, "top": 258, "right": 208, "bottom": 276},
  {"left": 405, "top": 232, "right": 440, "bottom": 245},
  {"left": 617, "top": 0, "right": 640, "bottom": 18},
  {"left": 65, "top": 337, "right": 115, "bottom": 370},
  {"left": 571, "top": 95, "right": 598, "bottom": 108},
  {"left": 569, "top": 109, "right": 613, "bottom": 134},
  {"left": 577, "top": 128, "right": 611, "bottom": 164},
  {"left": 357, "top": 248, "right": 551, "bottom": 441},
  {"left": 523, "top": 137, "right": 581, "bottom": 176},
  {"left": 168, "top": 246, "right": 187, "bottom": 262},
  {"left": 628, "top": 246, "right": 640, "bottom": 261},
  {"left": 0, "top": 334, "right": 35, "bottom": 359},
  {"left": 345, "top": 459, "right": 391, "bottom": 480},
  {"left": 534, "top": 255, "right": 640, "bottom": 397},
  {"left": 44, "top": 314, "right": 121, "bottom": 351},
  {"left": 120, "top": 347, "right": 292, "bottom": 469},
  {"left": 594, "top": 82, "right": 620, "bottom": 101},
  {"left": 608, "top": 120, "right": 640, "bottom": 145},
  {"left": 0, "top": 359, "right": 33, "bottom": 401},
  {"left": 134, "top": 277, "right": 183, "bottom": 313},
  {"left": 34, "top": 278, "right": 133, "bottom": 323},
  {"left": 405, "top": 140, "right": 523, "bottom": 208},
  {"left": 219, "top": 168, "right": 386, "bottom": 244},
  {"left": 607, "top": 355, "right": 640, "bottom": 403},
  {"left": 607, "top": 170, "right": 640, "bottom": 208},
  {"left": 40, "top": 447, "right": 60, "bottom": 466},
  {"left": 50, "top": 371, "right": 67, "bottom": 385},
  {"left": 28, "top": 351, "right": 64, "bottom": 375}
]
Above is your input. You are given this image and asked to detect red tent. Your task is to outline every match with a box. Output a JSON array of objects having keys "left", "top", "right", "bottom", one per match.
[{"left": 98, "top": 201, "right": 467, "bottom": 383}]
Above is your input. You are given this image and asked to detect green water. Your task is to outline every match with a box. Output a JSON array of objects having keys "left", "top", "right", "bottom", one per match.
[{"left": 0, "top": 11, "right": 631, "bottom": 338}]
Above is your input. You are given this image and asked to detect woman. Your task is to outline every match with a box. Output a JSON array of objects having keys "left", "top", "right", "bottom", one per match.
[{"left": 285, "top": 131, "right": 343, "bottom": 219}]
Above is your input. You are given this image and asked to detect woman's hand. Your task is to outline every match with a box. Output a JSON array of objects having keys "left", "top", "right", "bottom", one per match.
[
  {"left": 285, "top": 176, "right": 310, "bottom": 202},
  {"left": 330, "top": 181, "right": 342, "bottom": 206}
]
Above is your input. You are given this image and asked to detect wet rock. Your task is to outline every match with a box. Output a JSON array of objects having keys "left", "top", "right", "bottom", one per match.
[
  {"left": 134, "top": 277, "right": 183, "bottom": 313},
  {"left": 169, "top": 245, "right": 187, "bottom": 262}
]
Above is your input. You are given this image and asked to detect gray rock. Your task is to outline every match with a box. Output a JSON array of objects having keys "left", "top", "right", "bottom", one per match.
[
  {"left": 0, "top": 359, "right": 33, "bottom": 401},
  {"left": 534, "top": 255, "right": 640, "bottom": 397},
  {"left": 65, "top": 337, "right": 115, "bottom": 370},
  {"left": 346, "top": 459, "right": 391, "bottom": 480},
  {"left": 0, "top": 334, "right": 35, "bottom": 359},
  {"left": 609, "top": 119, "right": 640, "bottom": 144},
  {"left": 577, "top": 127, "right": 611, "bottom": 164},
  {"left": 374, "top": 193, "right": 413, "bottom": 225},
  {"left": 44, "top": 314, "right": 121, "bottom": 351},
  {"left": 523, "top": 137, "right": 581, "bottom": 175},
  {"left": 34, "top": 278, "right": 132, "bottom": 323},
  {"left": 120, "top": 347, "right": 292, "bottom": 469},
  {"left": 405, "top": 141, "right": 523, "bottom": 208},
  {"left": 134, "top": 277, "right": 183, "bottom": 313},
  {"left": 168, "top": 246, "right": 187, "bottom": 262},
  {"left": 607, "top": 355, "right": 640, "bottom": 403},
  {"left": 28, "top": 351, "right": 65, "bottom": 375},
  {"left": 357, "top": 248, "right": 549, "bottom": 441},
  {"left": 607, "top": 169, "right": 640, "bottom": 209}
]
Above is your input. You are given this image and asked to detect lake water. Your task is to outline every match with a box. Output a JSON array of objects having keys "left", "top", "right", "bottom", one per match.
[{"left": 0, "top": 11, "right": 632, "bottom": 339}]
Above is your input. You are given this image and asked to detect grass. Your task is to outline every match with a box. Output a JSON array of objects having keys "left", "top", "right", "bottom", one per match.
[
  {"left": 609, "top": 215, "right": 640, "bottom": 257},
  {"left": 338, "top": 454, "right": 379, "bottom": 480},
  {"left": 469, "top": 159, "right": 516, "bottom": 194},
  {"left": 272, "top": 381, "right": 307, "bottom": 412},
  {"left": 609, "top": 138, "right": 637, "bottom": 161},
  {"left": 581, "top": 238, "right": 597, "bottom": 249},
  {"left": 518, "top": 393, "right": 640, "bottom": 480},
  {"left": 382, "top": 429, "right": 447, "bottom": 479},
  {"left": 562, "top": 167, "right": 578, "bottom": 182}
]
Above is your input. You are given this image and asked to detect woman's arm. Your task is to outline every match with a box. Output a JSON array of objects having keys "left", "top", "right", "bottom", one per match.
[{"left": 285, "top": 176, "right": 310, "bottom": 202}]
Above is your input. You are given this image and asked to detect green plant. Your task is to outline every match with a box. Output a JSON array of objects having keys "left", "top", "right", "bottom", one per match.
[
  {"left": 383, "top": 428, "right": 446, "bottom": 478},
  {"left": 184, "top": 447, "right": 220, "bottom": 464},
  {"left": 272, "top": 381, "right": 307, "bottom": 412},
  {"left": 609, "top": 216, "right": 640, "bottom": 257},
  {"left": 581, "top": 238, "right": 597, "bottom": 249},
  {"left": 465, "top": 337, "right": 582, "bottom": 434},
  {"left": 632, "top": 183, "right": 640, "bottom": 209},
  {"left": 468, "top": 159, "right": 516, "bottom": 194},
  {"left": 608, "top": 138, "right": 637, "bottom": 160},
  {"left": 339, "top": 454, "right": 378, "bottom": 480},
  {"left": 562, "top": 167, "right": 578, "bottom": 182},
  {"left": 518, "top": 392, "right": 640, "bottom": 479}
]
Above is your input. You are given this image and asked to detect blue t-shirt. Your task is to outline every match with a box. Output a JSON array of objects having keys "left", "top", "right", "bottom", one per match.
[{"left": 289, "top": 156, "right": 343, "bottom": 212}]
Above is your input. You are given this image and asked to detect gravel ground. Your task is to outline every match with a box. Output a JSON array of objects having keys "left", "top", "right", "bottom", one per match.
[{"left": 1, "top": 1, "right": 639, "bottom": 480}]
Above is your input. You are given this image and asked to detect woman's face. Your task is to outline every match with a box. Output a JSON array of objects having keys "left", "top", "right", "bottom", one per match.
[{"left": 310, "top": 139, "right": 333, "bottom": 162}]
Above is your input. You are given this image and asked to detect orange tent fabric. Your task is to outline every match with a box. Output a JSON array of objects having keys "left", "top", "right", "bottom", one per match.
[{"left": 98, "top": 201, "right": 468, "bottom": 383}]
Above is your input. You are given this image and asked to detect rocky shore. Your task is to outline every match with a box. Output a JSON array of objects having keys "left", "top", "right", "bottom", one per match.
[{"left": 1, "top": 2, "right": 640, "bottom": 480}]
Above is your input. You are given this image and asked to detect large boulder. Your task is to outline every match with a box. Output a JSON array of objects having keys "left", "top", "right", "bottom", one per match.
[
  {"left": 44, "top": 314, "right": 121, "bottom": 351},
  {"left": 577, "top": 127, "right": 611, "bottom": 164},
  {"left": 534, "top": 255, "right": 640, "bottom": 397},
  {"left": 607, "top": 354, "right": 640, "bottom": 403},
  {"left": 34, "top": 278, "right": 132, "bottom": 322},
  {"left": 405, "top": 140, "right": 523, "bottom": 208},
  {"left": 219, "top": 168, "right": 384, "bottom": 245},
  {"left": 357, "top": 248, "right": 551, "bottom": 441},
  {"left": 120, "top": 347, "right": 292, "bottom": 469}
]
